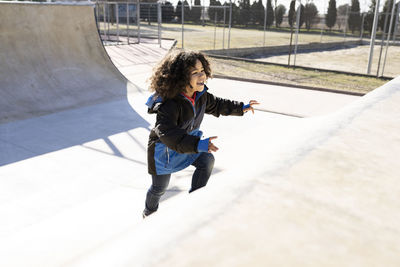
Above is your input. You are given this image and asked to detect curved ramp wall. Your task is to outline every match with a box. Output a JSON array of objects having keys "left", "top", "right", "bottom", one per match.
[{"left": 0, "top": 2, "right": 131, "bottom": 123}]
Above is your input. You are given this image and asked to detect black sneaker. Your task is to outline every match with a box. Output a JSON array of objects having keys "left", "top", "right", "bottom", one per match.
[{"left": 142, "top": 208, "right": 154, "bottom": 219}]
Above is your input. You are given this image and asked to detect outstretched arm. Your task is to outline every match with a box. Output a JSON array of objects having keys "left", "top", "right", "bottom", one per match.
[{"left": 205, "top": 92, "right": 244, "bottom": 117}]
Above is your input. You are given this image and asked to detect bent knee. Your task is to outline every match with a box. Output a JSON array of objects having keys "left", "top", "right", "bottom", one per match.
[
  {"left": 206, "top": 153, "right": 215, "bottom": 165},
  {"left": 202, "top": 152, "right": 215, "bottom": 169},
  {"left": 149, "top": 185, "right": 167, "bottom": 196}
]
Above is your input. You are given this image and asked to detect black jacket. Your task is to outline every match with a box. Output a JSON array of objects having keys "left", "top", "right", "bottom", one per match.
[{"left": 146, "top": 86, "right": 244, "bottom": 175}]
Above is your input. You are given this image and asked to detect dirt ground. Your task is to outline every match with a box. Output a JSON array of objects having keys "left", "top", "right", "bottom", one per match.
[
  {"left": 258, "top": 44, "right": 400, "bottom": 78},
  {"left": 101, "top": 22, "right": 398, "bottom": 78},
  {"left": 211, "top": 57, "right": 388, "bottom": 94},
  {"left": 99, "top": 22, "right": 361, "bottom": 51}
]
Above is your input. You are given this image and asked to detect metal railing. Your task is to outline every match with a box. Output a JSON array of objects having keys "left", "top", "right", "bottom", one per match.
[
  {"left": 94, "top": 1, "right": 399, "bottom": 47},
  {"left": 93, "top": 1, "right": 399, "bottom": 77}
]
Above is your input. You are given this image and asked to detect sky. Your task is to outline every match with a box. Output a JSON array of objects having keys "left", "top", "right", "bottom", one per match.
[{"left": 171, "top": 0, "right": 376, "bottom": 14}]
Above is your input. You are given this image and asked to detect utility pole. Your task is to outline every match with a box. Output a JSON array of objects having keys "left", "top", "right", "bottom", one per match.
[
  {"left": 293, "top": 0, "right": 301, "bottom": 67},
  {"left": 263, "top": 0, "right": 268, "bottom": 46},
  {"left": 381, "top": 0, "right": 399, "bottom": 76},
  {"left": 228, "top": 0, "right": 232, "bottom": 49},
  {"left": 182, "top": 0, "right": 184, "bottom": 48},
  {"left": 366, "top": 0, "right": 380, "bottom": 74}
]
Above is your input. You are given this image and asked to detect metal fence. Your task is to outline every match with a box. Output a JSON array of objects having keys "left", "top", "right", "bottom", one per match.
[
  {"left": 95, "top": 1, "right": 400, "bottom": 47},
  {"left": 94, "top": 1, "right": 400, "bottom": 77}
]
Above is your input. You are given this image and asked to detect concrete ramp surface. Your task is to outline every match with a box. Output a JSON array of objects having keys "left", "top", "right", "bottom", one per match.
[
  {"left": 48, "top": 76, "right": 399, "bottom": 267},
  {"left": 1, "top": 2, "right": 400, "bottom": 267},
  {"left": 91, "top": 76, "right": 399, "bottom": 267},
  {"left": 0, "top": 2, "right": 137, "bottom": 123}
]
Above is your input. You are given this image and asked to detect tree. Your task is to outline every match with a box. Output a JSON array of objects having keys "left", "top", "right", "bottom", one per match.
[
  {"left": 184, "top": 1, "right": 191, "bottom": 21},
  {"left": 364, "top": 0, "right": 376, "bottom": 34},
  {"left": 275, "top": 4, "right": 286, "bottom": 27},
  {"left": 175, "top": 1, "right": 190, "bottom": 23},
  {"left": 250, "top": 0, "right": 265, "bottom": 26},
  {"left": 176, "top": 1, "right": 183, "bottom": 22},
  {"left": 188, "top": 0, "right": 202, "bottom": 23},
  {"left": 288, "top": 0, "right": 296, "bottom": 28},
  {"left": 110, "top": 4, "right": 116, "bottom": 24},
  {"left": 337, "top": 4, "right": 349, "bottom": 30},
  {"left": 209, "top": 0, "right": 223, "bottom": 23},
  {"left": 288, "top": 0, "right": 296, "bottom": 65},
  {"left": 140, "top": 2, "right": 158, "bottom": 25},
  {"left": 162, "top": 1, "right": 175, "bottom": 23},
  {"left": 304, "top": 2, "right": 319, "bottom": 31},
  {"left": 326, "top": 0, "right": 337, "bottom": 31},
  {"left": 380, "top": 0, "right": 396, "bottom": 33},
  {"left": 230, "top": 1, "right": 241, "bottom": 26},
  {"left": 266, "top": 0, "right": 274, "bottom": 28},
  {"left": 298, "top": 4, "right": 305, "bottom": 28},
  {"left": 274, "top": 0, "right": 278, "bottom": 27},
  {"left": 238, "top": 0, "right": 251, "bottom": 26},
  {"left": 348, "top": 0, "right": 361, "bottom": 33}
]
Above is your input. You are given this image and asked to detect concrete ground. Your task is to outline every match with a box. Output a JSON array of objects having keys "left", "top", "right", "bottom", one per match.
[
  {"left": 0, "top": 40, "right": 361, "bottom": 266},
  {"left": 259, "top": 44, "right": 400, "bottom": 78}
]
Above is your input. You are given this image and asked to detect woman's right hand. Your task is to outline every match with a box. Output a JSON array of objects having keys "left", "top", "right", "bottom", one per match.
[{"left": 208, "top": 136, "right": 219, "bottom": 153}]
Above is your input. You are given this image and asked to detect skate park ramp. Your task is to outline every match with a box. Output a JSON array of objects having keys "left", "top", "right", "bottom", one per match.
[
  {"left": 1, "top": 2, "right": 400, "bottom": 267},
  {"left": 0, "top": 1, "right": 150, "bottom": 166},
  {"left": 0, "top": 1, "right": 141, "bottom": 123}
]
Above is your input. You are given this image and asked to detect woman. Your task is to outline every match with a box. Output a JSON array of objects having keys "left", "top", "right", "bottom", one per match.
[{"left": 143, "top": 50, "right": 259, "bottom": 217}]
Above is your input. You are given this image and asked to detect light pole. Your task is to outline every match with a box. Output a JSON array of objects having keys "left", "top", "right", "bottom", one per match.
[
  {"left": 320, "top": 0, "right": 327, "bottom": 43},
  {"left": 228, "top": 0, "right": 232, "bottom": 49},
  {"left": 381, "top": 0, "right": 400, "bottom": 76},
  {"left": 393, "top": 1, "right": 400, "bottom": 43},
  {"left": 293, "top": 0, "right": 301, "bottom": 67},
  {"left": 366, "top": 0, "right": 380, "bottom": 75},
  {"left": 181, "top": 0, "right": 184, "bottom": 48},
  {"left": 263, "top": 0, "right": 268, "bottom": 46}
]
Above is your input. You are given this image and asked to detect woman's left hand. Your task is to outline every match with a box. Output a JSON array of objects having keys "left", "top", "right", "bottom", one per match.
[{"left": 243, "top": 100, "right": 260, "bottom": 114}]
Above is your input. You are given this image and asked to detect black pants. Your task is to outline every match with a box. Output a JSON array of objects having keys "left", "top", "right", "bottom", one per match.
[{"left": 144, "top": 152, "right": 215, "bottom": 216}]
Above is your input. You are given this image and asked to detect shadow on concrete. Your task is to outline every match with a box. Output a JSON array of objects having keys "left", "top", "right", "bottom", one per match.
[
  {"left": 0, "top": 98, "right": 151, "bottom": 167},
  {"left": 248, "top": 43, "right": 360, "bottom": 59},
  {"left": 161, "top": 167, "right": 223, "bottom": 202}
]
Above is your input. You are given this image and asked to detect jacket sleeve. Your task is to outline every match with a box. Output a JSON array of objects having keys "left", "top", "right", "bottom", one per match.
[
  {"left": 205, "top": 91, "right": 244, "bottom": 117},
  {"left": 154, "top": 100, "right": 200, "bottom": 154}
]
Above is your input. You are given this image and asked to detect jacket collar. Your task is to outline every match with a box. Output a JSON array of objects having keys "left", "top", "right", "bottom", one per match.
[
  {"left": 180, "top": 85, "right": 208, "bottom": 104},
  {"left": 146, "top": 84, "right": 209, "bottom": 111}
]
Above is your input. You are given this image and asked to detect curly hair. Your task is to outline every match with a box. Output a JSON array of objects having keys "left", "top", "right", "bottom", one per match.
[{"left": 149, "top": 50, "right": 212, "bottom": 99}]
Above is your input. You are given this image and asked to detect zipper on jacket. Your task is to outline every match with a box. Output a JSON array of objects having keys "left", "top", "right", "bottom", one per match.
[
  {"left": 166, "top": 147, "right": 170, "bottom": 167},
  {"left": 182, "top": 97, "right": 197, "bottom": 131}
]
